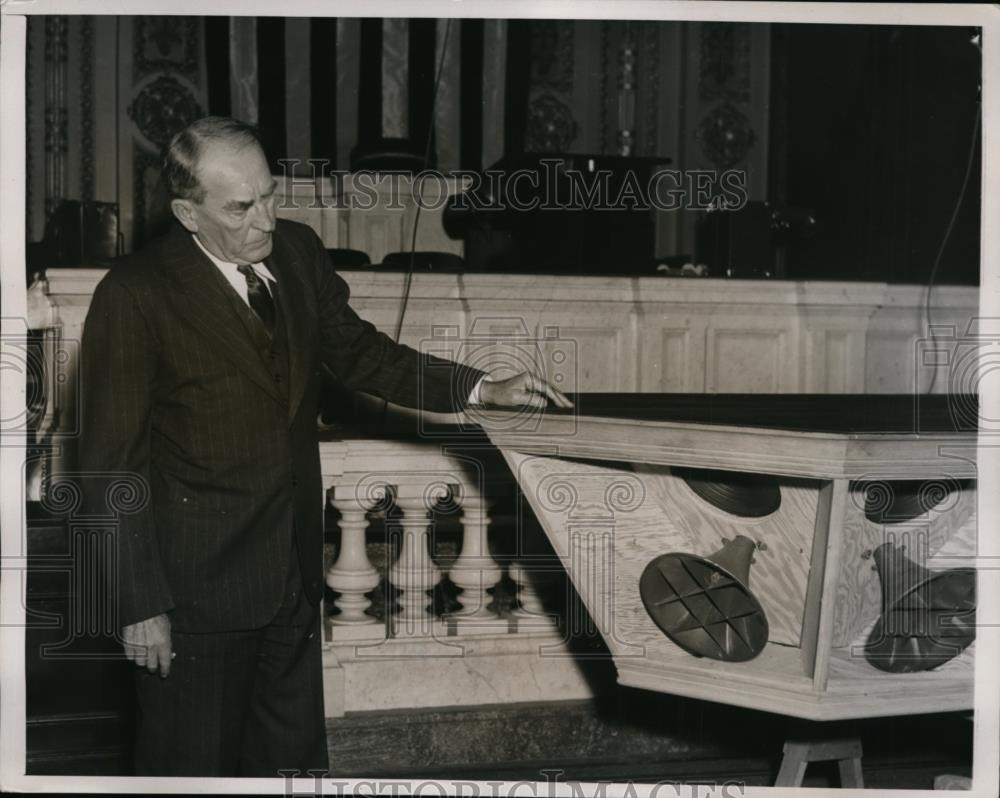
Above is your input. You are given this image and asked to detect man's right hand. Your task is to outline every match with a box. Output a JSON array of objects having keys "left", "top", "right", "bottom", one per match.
[{"left": 123, "top": 613, "right": 173, "bottom": 677}]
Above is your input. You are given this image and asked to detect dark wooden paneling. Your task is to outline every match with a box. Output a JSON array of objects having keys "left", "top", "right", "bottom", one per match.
[
  {"left": 204, "top": 17, "right": 231, "bottom": 117},
  {"left": 24, "top": 509, "right": 135, "bottom": 775},
  {"left": 503, "top": 21, "right": 532, "bottom": 159},
  {"left": 460, "top": 20, "right": 485, "bottom": 171},
  {"left": 357, "top": 19, "right": 384, "bottom": 146},
  {"left": 310, "top": 18, "right": 338, "bottom": 171},
  {"left": 256, "top": 17, "right": 287, "bottom": 169},
  {"left": 772, "top": 25, "right": 980, "bottom": 285}
]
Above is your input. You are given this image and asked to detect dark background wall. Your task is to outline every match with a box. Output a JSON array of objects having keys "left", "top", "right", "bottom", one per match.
[
  {"left": 25, "top": 18, "right": 982, "bottom": 284},
  {"left": 770, "top": 24, "right": 981, "bottom": 284}
]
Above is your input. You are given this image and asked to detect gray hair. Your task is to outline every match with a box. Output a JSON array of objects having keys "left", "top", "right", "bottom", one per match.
[{"left": 163, "top": 116, "right": 262, "bottom": 203}]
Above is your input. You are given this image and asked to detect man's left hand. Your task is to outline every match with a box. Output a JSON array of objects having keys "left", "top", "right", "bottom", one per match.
[{"left": 479, "top": 372, "right": 573, "bottom": 409}]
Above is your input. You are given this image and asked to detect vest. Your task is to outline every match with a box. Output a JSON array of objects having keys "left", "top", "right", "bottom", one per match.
[
  {"left": 216, "top": 267, "right": 291, "bottom": 408},
  {"left": 259, "top": 281, "right": 290, "bottom": 407}
]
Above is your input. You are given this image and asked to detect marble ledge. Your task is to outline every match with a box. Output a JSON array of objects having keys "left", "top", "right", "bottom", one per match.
[
  {"left": 317, "top": 435, "right": 506, "bottom": 486},
  {"left": 322, "top": 626, "right": 596, "bottom": 717},
  {"left": 40, "top": 267, "right": 977, "bottom": 311}
]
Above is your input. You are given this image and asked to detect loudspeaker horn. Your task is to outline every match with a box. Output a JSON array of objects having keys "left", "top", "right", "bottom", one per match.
[
  {"left": 639, "top": 535, "right": 769, "bottom": 662},
  {"left": 865, "top": 543, "right": 976, "bottom": 673}
]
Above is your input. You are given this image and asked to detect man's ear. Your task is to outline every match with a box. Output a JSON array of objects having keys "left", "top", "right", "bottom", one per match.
[{"left": 170, "top": 198, "right": 199, "bottom": 233}]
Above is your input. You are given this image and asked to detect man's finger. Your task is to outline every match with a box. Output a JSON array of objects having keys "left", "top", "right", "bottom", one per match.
[
  {"left": 157, "top": 641, "right": 173, "bottom": 678},
  {"left": 528, "top": 374, "right": 572, "bottom": 408},
  {"left": 521, "top": 391, "right": 547, "bottom": 408},
  {"left": 124, "top": 627, "right": 144, "bottom": 665},
  {"left": 136, "top": 628, "right": 152, "bottom": 671},
  {"left": 549, "top": 387, "right": 573, "bottom": 408}
]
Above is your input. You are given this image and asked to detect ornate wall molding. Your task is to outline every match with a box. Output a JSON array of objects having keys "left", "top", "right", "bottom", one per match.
[
  {"left": 80, "top": 17, "right": 95, "bottom": 201},
  {"left": 526, "top": 93, "right": 576, "bottom": 153},
  {"left": 126, "top": 17, "right": 205, "bottom": 247},
  {"left": 524, "top": 20, "right": 577, "bottom": 152},
  {"left": 133, "top": 17, "right": 199, "bottom": 81},
  {"left": 696, "top": 22, "right": 756, "bottom": 169},
  {"left": 530, "top": 21, "right": 574, "bottom": 92},
  {"left": 44, "top": 16, "right": 69, "bottom": 219},
  {"left": 699, "top": 22, "right": 751, "bottom": 104},
  {"left": 599, "top": 22, "right": 610, "bottom": 153},
  {"left": 127, "top": 73, "right": 203, "bottom": 152},
  {"left": 616, "top": 22, "right": 637, "bottom": 156},
  {"left": 697, "top": 101, "right": 756, "bottom": 169},
  {"left": 639, "top": 23, "right": 661, "bottom": 157}
]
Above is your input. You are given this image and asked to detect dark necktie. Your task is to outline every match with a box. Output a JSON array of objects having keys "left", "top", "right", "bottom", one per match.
[{"left": 237, "top": 264, "right": 276, "bottom": 336}]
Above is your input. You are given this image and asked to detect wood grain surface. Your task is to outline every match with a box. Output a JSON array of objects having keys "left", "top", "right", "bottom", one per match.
[
  {"left": 832, "top": 483, "right": 977, "bottom": 648},
  {"left": 634, "top": 464, "right": 818, "bottom": 647},
  {"left": 500, "top": 450, "right": 976, "bottom": 718},
  {"left": 504, "top": 452, "right": 818, "bottom": 653}
]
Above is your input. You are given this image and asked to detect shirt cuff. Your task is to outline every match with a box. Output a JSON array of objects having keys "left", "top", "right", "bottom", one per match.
[{"left": 467, "top": 375, "right": 493, "bottom": 406}]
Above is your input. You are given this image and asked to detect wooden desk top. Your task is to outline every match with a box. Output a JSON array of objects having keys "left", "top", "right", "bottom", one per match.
[
  {"left": 475, "top": 394, "right": 978, "bottom": 479},
  {"left": 547, "top": 393, "right": 977, "bottom": 434}
]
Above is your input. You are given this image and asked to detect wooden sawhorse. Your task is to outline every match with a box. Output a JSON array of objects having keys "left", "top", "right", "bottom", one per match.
[{"left": 776, "top": 738, "right": 864, "bottom": 788}]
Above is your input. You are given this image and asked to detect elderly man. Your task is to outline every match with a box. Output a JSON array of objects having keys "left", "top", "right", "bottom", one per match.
[{"left": 79, "top": 116, "right": 570, "bottom": 777}]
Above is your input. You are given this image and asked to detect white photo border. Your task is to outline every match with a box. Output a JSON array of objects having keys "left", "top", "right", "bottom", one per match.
[{"left": 2, "top": 2, "right": 998, "bottom": 796}]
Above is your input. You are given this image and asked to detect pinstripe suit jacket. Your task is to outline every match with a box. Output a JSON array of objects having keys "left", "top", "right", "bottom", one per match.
[{"left": 79, "top": 219, "right": 484, "bottom": 633}]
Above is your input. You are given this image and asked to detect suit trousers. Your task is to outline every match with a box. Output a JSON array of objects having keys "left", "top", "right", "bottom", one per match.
[{"left": 133, "top": 541, "right": 329, "bottom": 777}]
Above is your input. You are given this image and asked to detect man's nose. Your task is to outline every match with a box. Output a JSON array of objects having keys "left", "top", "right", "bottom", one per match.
[{"left": 250, "top": 200, "right": 276, "bottom": 232}]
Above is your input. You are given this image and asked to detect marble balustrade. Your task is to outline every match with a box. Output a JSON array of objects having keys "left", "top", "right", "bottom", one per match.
[{"left": 317, "top": 438, "right": 592, "bottom": 717}]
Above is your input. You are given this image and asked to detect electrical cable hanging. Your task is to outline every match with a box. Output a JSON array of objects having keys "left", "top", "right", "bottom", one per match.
[
  {"left": 380, "top": 20, "right": 453, "bottom": 422},
  {"left": 391, "top": 18, "right": 453, "bottom": 346},
  {"left": 924, "top": 35, "right": 981, "bottom": 396}
]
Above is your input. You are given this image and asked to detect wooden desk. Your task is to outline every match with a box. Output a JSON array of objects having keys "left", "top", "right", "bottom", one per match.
[{"left": 478, "top": 394, "right": 978, "bottom": 720}]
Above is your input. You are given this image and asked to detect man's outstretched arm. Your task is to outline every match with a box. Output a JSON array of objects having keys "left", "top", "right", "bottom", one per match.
[{"left": 308, "top": 232, "right": 570, "bottom": 412}]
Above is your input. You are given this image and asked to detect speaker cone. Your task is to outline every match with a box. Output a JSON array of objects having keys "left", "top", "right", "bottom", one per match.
[
  {"left": 865, "top": 543, "right": 976, "bottom": 673},
  {"left": 639, "top": 536, "right": 769, "bottom": 662}
]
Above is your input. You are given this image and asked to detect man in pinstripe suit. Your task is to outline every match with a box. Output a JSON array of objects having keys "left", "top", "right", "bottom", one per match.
[{"left": 79, "top": 116, "right": 570, "bottom": 777}]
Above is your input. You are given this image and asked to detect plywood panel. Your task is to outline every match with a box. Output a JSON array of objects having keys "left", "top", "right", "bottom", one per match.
[
  {"left": 634, "top": 464, "right": 817, "bottom": 647},
  {"left": 506, "top": 451, "right": 818, "bottom": 658},
  {"left": 506, "top": 450, "right": 690, "bottom": 661},
  {"left": 483, "top": 398, "right": 976, "bottom": 718},
  {"left": 832, "top": 482, "right": 977, "bottom": 648}
]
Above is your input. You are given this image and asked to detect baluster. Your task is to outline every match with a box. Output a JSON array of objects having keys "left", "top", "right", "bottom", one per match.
[
  {"left": 448, "top": 491, "right": 503, "bottom": 620},
  {"left": 327, "top": 484, "right": 383, "bottom": 625},
  {"left": 509, "top": 560, "right": 558, "bottom": 625},
  {"left": 389, "top": 482, "right": 448, "bottom": 631}
]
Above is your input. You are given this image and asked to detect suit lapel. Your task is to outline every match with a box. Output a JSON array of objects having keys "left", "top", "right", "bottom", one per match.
[
  {"left": 264, "top": 234, "right": 314, "bottom": 423},
  {"left": 157, "top": 226, "right": 281, "bottom": 401}
]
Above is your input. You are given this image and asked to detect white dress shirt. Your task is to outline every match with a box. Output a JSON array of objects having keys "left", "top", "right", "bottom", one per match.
[
  {"left": 192, "top": 234, "right": 491, "bottom": 404},
  {"left": 192, "top": 235, "right": 277, "bottom": 305}
]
